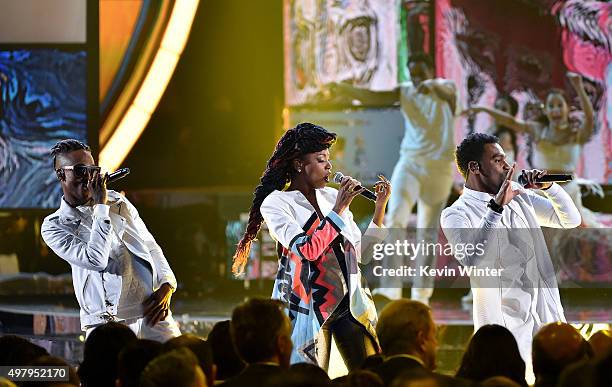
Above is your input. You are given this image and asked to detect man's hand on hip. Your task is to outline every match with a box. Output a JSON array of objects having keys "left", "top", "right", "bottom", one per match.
[{"left": 142, "top": 283, "right": 173, "bottom": 327}]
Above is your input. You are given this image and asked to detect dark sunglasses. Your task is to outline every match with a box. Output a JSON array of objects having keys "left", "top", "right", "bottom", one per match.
[{"left": 57, "top": 165, "right": 101, "bottom": 179}]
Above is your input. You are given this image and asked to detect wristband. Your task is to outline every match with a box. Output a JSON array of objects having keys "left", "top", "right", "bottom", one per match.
[{"left": 488, "top": 199, "right": 504, "bottom": 214}]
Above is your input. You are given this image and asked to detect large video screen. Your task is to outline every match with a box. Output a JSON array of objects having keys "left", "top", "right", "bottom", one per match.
[
  {"left": 0, "top": 49, "right": 88, "bottom": 208},
  {"left": 436, "top": 0, "right": 612, "bottom": 183},
  {"left": 283, "top": 0, "right": 401, "bottom": 107}
]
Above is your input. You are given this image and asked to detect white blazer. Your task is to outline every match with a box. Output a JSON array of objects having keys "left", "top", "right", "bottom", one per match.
[{"left": 441, "top": 182, "right": 581, "bottom": 361}]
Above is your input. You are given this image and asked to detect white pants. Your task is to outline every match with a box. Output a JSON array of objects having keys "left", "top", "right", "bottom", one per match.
[
  {"left": 85, "top": 312, "right": 181, "bottom": 342},
  {"left": 375, "top": 155, "right": 453, "bottom": 301}
]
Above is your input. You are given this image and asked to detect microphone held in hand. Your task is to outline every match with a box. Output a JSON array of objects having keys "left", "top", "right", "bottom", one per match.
[
  {"left": 107, "top": 168, "right": 130, "bottom": 184},
  {"left": 517, "top": 173, "right": 573, "bottom": 186},
  {"left": 333, "top": 171, "right": 377, "bottom": 201}
]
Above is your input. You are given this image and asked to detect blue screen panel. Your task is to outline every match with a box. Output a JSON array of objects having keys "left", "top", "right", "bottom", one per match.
[{"left": 0, "top": 49, "right": 87, "bottom": 209}]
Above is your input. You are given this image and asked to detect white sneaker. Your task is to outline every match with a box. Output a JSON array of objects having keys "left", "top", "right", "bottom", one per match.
[
  {"left": 411, "top": 288, "right": 433, "bottom": 306},
  {"left": 461, "top": 289, "right": 473, "bottom": 304},
  {"left": 372, "top": 287, "right": 402, "bottom": 300}
]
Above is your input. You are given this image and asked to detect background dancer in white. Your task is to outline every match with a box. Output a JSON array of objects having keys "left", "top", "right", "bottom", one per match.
[{"left": 374, "top": 54, "right": 459, "bottom": 305}]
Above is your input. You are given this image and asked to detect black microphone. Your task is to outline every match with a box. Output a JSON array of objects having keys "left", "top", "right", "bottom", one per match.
[
  {"left": 517, "top": 173, "right": 573, "bottom": 186},
  {"left": 333, "top": 172, "right": 377, "bottom": 201},
  {"left": 107, "top": 168, "right": 130, "bottom": 184}
]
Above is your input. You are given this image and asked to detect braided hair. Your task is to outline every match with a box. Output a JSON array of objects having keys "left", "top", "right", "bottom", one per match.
[
  {"left": 232, "top": 122, "right": 336, "bottom": 276},
  {"left": 50, "top": 139, "right": 90, "bottom": 169}
]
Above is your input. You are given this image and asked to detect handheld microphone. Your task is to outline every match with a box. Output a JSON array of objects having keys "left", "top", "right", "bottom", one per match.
[
  {"left": 107, "top": 168, "right": 130, "bottom": 184},
  {"left": 517, "top": 173, "right": 573, "bottom": 186},
  {"left": 333, "top": 172, "right": 377, "bottom": 201}
]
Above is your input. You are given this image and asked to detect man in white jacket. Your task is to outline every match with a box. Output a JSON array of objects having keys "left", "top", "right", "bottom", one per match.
[
  {"left": 41, "top": 139, "right": 180, "bottom": 340},
  {"left": 441, "top": 133, "right": 581, "bottom": 367}
]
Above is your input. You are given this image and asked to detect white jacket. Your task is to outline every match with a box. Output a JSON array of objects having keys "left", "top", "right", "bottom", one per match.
[
  {"left": 41, "top": 190, "right": 176, "bottom": 329},
  {"left": 441, "top": 182, "right": 581, "bottom": 361},
  {"left": 260, "top": 187, "right": 386, "bottom": 364}
]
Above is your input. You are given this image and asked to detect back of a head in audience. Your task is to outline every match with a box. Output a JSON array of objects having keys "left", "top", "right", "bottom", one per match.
[
  {"left": 480, "top": 376, "right": 522, "bottom": 387},
  {"left": 455, "top": 324, "right": 526, "bottom": 386},
  {"left": 532, "top": 322, "right": 589, "bottom": 386},
  {"left": 207, "top": 320, "right": 245, "bottom": 380},
  {"left": 20, "top": 355, "right": 80, "bottom": 387},
  {"left": 376, "top": 300, "right": 437, "bottom": 370},
  {"left": 162, "top": 334, "right": 215, "bottom": 386},
  {"left": 361, "top": 354, "right": 384, "bottom": 371},
  {"left": 0, "top": 335, "right": 48, "bottom": 365},
  {"left": 116, "top": 339, "right": 162, "bottom": 387},
  {"left": 588, "top": 330, "right": 612, "bottom": 358},
  {"left": 140, "top": 347, "right": 207, "bottom": 387},
  {"left": 288, "top": 363, "right": 330, "bottom": 385},
  {"left": 266, "top": 373, "right": 330, "bottom": 387},
  {"left": 230, "top": 298, "right": 293, "bottom": 368},
  {"left": 341, "top": 370, "right": 384, "bottom": 387},
  {"left": 558, "top": 347, "right": 612, "bottom": 387},
  {"left": 78, "top": 322, "right": 137, "bottom": 387},
  {"left": 389, "top": 368, "right": 440, "bottom": 387}
]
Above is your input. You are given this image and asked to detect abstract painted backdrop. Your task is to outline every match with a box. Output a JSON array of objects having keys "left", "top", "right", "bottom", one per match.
[
  {"left": 436, "top": 0, "right": 611, "bottom": 183},
  {"left": 0, "top": 49, "right": 87, "bottom": 208}
]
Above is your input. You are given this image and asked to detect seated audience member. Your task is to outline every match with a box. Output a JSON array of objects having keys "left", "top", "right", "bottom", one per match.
[
  {"left": 0, "top": 335, "right": 48, "bottom": 365},
  {"left": 455, "top": 324, "right": 527, "bottom": 386},
  {"left": 21, "top": 355, "right": 80, "bottom": 387},
  {"left": 163, "top": 334, "right": 216, "bottom": 387},
  {"left": 558, "top": 346, "right": 612, "bottom": 387},
  {"left": 532, "top": 322, "right": 590, "bottom": 387},
  {"left": 207, "top": 320, "right": 245, "bottom": 381},
  {"left": 267, "top": 374, "right": 330, "bottom": 387},
  {"left": 116, "top": 339, "right": 162, "bottom": 387},
  {"left": 341, "top": 370, "right": 384, "bottom": 387},
  {"left": 361, "top": 354, "right": 385, "bottom": 371},
  {"left": 374, "top": 300, "right": 466, "bottom": 387},
  {"left": 221, "top": 298, "right": 292, "bottom": 387},
  {"left": 289, "top": 363, "right": 330, "bottom": 385},
  {"left": 140, "top": 347, "right": 207, "bottom": 387},
  {"left": 588, "top": 330, "right": 612, "bottom": 358},
  {"left": 388, "top": 368, "right": 440, "bottom": 387},
  {"left": 78, "top": 322, "right": 137, "bottom": 387}
]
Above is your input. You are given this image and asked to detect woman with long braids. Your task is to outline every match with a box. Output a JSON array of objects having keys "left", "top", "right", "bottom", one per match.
[{"left": 232, "top": 122, "right": 391, "bottom": 371}]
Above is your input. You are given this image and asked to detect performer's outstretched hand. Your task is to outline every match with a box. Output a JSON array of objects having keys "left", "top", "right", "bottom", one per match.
[
  {"left": 567, "top": 72, "right": 583, "bottom": 88},
  {"left": 494, "top": 163, "right": 520, "bottom": 207},
  {"left": 460, "top": 106, "right": 483, "bottom": 116},
  {"left": 142, "top": 283, "right": 173, "bottom": 326}
]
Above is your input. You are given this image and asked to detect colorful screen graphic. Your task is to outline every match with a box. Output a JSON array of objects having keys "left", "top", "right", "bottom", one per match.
[
  {"left": 0, "top": 49, "right": 88, "bottom": 208},
  {"left": 435, "top": 0, "right": 612, "bottom": 183},
  {"left": 284, "top": 0, "right": 401, "bottom": 106}
]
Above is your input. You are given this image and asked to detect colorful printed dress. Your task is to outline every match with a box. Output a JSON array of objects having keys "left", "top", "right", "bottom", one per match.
[{"left": 260, "top": 186, "right": 386, "bottom": 366}]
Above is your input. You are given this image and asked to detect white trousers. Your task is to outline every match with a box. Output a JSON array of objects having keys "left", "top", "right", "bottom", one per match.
[
  {"left": 375, "top": 155, "right": 454, "bottom": 301},
  {"left": 85, "top": 312, "right": 181, "bottom": 342}
]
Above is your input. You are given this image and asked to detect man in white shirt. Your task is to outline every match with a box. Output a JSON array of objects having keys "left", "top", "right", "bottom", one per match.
[
  {"left": 41, "top": 139, "right": 180, "bottom": 340},
  {"left": 441, "top": 133, "right": 581, "bottom": 366},
  {"left": 375, "top": 54, "right": 458, "bottom": 304}
]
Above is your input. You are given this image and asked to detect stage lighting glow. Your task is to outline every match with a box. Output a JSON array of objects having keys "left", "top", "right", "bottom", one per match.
[
  {"left": 99, "top": 0, "right": 199, "bottom": 171},
  {"left": 572, "top": 323, "right": 611, "bottom": 339}
]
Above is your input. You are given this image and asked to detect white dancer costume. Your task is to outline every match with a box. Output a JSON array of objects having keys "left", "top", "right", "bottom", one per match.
[{"left": 374, "top": 79, "right": 458, "bottom": 303}]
